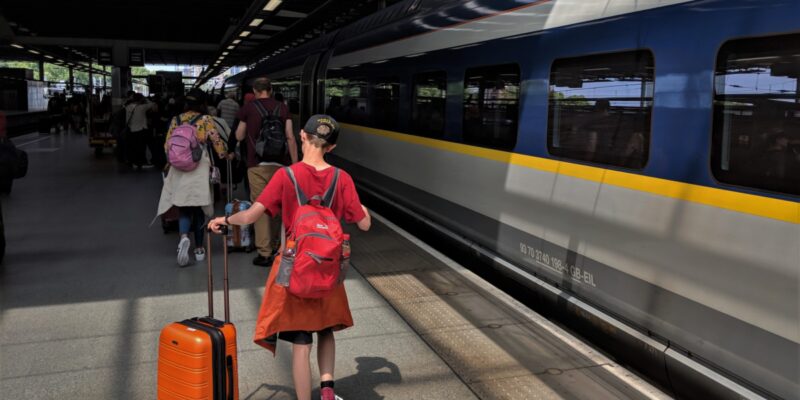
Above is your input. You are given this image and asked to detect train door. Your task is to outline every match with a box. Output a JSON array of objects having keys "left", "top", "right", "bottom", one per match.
[
  {"left": 300, "top": 54, "right": 321, "bottom": 123},
  {"left": 314, "top": 49, "right": 336, "bottom": 115}
]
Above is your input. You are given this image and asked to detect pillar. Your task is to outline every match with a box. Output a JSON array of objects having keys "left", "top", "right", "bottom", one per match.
[{"left": 111, "top": 66, "right": 131, "bottom": 112}]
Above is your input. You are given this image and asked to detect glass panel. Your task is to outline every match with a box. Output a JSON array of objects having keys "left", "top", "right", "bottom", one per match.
[
  {"left": 548, "top": 50, "right": 654, "bottom": 169},
  {"left": 371, "top": 77, "right": 400, "bottom": 130},
  {"left": 711, "top": 33, "right": 800, "bottom": 195},
  {"left": 325, "top": 76, "right": 368, "bottom": 124},
  {"left": 463, "top": 64, "right": 520, "bottom": 150},
  {"left": 412, "top": 71, "right": 447, "bottom": 138},
  {"left": 272, "top": 75, "right": 301, "bottom": 114}
]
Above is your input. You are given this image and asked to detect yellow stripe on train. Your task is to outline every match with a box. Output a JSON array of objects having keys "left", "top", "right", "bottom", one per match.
[{"left": 340, "top": 123, "right": 800, "bottom": 225}]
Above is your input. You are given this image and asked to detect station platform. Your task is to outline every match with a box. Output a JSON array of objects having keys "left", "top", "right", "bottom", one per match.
[{"left": 0, "top": 132, "right": 669, "bottom": 399}]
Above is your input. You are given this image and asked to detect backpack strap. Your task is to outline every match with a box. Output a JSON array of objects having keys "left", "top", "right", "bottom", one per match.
[
  {"left": 321, "top": 168, "right": 340, "bottom": 208},
  {"left": 284, "top": 166, "right": 309, "bottom": 206},
  {"left": 269, "top": 102, "right": 282, "bottom": 118},
  {"left": 306, "top": 168, "right": 339, "bottom": 206},
  {"left": 253, "top": 100, "right": 269, "bottom": 120},
  {"left": 188, "top": 113, "right": 204, "bottom": 126},
  {"left": 284, "top": 166, "right": 339, "bottom": 207}
]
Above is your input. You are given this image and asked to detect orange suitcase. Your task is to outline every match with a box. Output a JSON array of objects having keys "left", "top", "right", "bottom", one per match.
[{"left": 157, "top": 228, "right": 239, "bottom": 400}]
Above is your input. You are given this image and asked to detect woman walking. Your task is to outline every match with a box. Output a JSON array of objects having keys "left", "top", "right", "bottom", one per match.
[{"left": 157, "top": 89, "right": 226, "bottom": 266}]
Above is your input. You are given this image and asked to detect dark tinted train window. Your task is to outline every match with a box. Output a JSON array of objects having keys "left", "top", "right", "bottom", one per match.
[
  {"left": 711, "top": 34, "right": 800, "bottom": 196},
  {"left": 412, "top": 71, "right": 446, "bottom": 138},
  {"left": 371, "top": 77, "right": 400, "bottom": 130},
  {"left": 463, "top": 64, "right": 520, "bottom": 150},
  {"left": 548, "top": 50, "right": 654, "bottom": 169},
  {"left": 325, "top": 76, "right": 369, "bottom": 125},
  {"left": 272, "top": 75, "right": 301, "bottom": 114}
]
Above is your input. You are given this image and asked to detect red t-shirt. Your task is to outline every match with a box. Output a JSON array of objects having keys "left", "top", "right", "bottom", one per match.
[
  {"left": 236, "top": 97, "right": 290, "bottom": 168},
  {"left": 256, "top": 162, "right": 366, "bottom": 232}
]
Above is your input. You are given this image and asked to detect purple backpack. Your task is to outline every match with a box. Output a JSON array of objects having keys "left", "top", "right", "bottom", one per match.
[{"left": 167, "top": 115, "right": 204, "bottom": 172}]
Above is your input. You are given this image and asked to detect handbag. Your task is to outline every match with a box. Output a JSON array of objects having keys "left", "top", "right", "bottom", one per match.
[
  {"left": 208, "top": 146, "right": 221, "bottom": 185},
  {"left": 210, "top": 165, "right": 221, "bottom": 184}
]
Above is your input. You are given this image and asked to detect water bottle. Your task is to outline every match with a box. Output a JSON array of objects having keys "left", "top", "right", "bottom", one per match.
[
  {"left": 276, "top": 240, "right": 296, "bottom": 287},
  {"left": 339, "top": 234, "right": 351, "bottom": 283}
]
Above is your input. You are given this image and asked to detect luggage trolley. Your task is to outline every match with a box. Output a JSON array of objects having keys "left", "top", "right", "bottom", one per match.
[{"left": 89, "top": 113, "right": 116, "bottom": 158}]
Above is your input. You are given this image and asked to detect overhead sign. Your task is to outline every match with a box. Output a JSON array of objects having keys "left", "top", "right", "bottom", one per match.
[
  {"left": 129, "top": 48, "right": 145, "bottom": 66},
  {"left": 97, "top": 48, "right": 113, "bottom": 65}
]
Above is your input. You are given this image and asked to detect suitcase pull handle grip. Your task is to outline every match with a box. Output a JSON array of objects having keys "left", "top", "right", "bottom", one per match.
[{"left": 208, "top": 225, "right": 229, "bottom": 235}]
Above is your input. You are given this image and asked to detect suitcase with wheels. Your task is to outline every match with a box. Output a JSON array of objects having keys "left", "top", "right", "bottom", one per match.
[
  {"left": 160, "top": 172, "right": 179, "bottom": 234},
  {"left": 223, "top": 159, "right": 254, "bottom": 252},
  {"left": 157, "top": 227, "right": 239, "bottom": 400},
  {"left": 161, "top": 206, "right": 179, "bottom": 234}
]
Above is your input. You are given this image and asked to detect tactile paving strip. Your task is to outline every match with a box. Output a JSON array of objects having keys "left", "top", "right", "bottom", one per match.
[
  {"left": 392, "top": 293, "right": 514, "bottom": 334},
  {"left": 349, "top": 222, "right": 662, "bottom": 400}
]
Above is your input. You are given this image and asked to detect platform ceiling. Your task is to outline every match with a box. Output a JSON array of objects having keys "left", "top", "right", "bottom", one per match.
[{"left": 0, "top": 0, "right": 392, "bottom": 79}]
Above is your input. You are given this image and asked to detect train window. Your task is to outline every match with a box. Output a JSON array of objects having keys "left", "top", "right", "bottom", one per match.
[
  {"left": 324, "top": 76, "right": 368, "bottom": 125},
  {"left": 463, "top": 64, "right": 520, "bottom": 150},
  {"left": 412, "top": 71, "right": 446, "bottom": 138},
  {"left": 548, "top": 50, "right": 654, "bottom": 169},
  {"left": 711, "top": 33, "right": 800, "bottom": 196},
  {"left": 272, "top": 75, "right": 301, "bottom": 114},
  {"left": 371, "top": 77, "right": 400, "bottom": 130}
]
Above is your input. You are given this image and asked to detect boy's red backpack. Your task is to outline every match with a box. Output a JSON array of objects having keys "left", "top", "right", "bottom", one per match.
[{"left": 276, "top": 166, "right": 346, "bottom": 298}]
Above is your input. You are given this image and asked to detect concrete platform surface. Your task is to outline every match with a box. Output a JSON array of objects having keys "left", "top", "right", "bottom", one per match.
[{"left": 0, "top": 132, "right": 476, "bottom": 399}]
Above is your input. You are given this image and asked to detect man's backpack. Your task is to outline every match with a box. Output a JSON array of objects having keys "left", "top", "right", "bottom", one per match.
[
  {"left": 276, "top": 166, "right": 345, "bottom": 299},
  {"left": 166, "top": 115, "right": 204, "bottom": 172},
  {"left": 253, "top": 100, "right": 286, "bottom": 162}
]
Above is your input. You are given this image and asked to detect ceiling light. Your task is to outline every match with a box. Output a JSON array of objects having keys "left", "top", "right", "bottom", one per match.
[
  {"left": 249, "top": 18, "right": 264, "bottom": 27},
  {"left": 44, "top": 55, "right": 54, "bottom": 59},
  {"left": 222, "top": 52, "right": 229, "bottom": 56},
  {"left": 10, "top": 43, "right": 24, "bottom": 49},
  {"left": 227, "top": 45, "right": 235, "bottom": 50},
  {"left": 263, "top": 0, "right": 282, "bottom": 11},
  {"left": 232, "top": 39, "right": 241, "bottom": 44},
  {"left": 239, "top": 31, "right": 251, "bottom": 37},
  {"left": 28, "top": 49, "right": 40, "bottom": 55}
]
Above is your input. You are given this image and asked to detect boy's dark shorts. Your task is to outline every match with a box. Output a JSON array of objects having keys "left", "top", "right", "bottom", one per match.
[{"left": 277, "top": 328, "right": 334, "bottom": 345}]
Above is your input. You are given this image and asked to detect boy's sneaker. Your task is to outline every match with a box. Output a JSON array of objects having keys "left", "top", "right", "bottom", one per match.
[
  {"left": 194, "top": 248, "right": 206, "bottom": 262},
  {"left": 320, "top": 387, "right": 343, "bottom": 400},
  {"left": 177, "top": 237, "right": 191, "bottom": 266}
]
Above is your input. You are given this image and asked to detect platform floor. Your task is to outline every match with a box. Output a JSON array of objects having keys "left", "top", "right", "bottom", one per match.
[{"left": 0, "top": 132, "right": 669, "bottom": 399}]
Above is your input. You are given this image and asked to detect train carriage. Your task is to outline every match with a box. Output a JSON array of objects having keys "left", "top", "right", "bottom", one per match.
[{"left": 225, "top": 1, "right": 800, "bottom": 398}]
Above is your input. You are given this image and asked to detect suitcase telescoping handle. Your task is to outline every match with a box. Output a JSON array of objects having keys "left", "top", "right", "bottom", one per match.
[
  {"left": 226, "top": 157, "right": 233, "bottom": 205},
  {"left": 206, "top": 225, "right": 231, "bottom": 323}
]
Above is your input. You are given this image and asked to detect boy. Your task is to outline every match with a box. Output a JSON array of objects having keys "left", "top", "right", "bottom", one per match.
[{"left": 209, "top": 114, "right": 371, "bottom": 400}]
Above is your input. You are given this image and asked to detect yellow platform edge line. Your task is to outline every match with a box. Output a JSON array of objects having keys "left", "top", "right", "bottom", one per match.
[{"left": 340, "top": 123, "right": 800, "bottom": 224}]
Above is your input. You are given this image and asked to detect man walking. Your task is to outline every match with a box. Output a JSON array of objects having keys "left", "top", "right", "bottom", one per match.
[
  {"left": 235, "top": 77, "right": 298, "bottom": 266},
  {"left": 217, "top": 92, "right": 240, "bottom": 130}
]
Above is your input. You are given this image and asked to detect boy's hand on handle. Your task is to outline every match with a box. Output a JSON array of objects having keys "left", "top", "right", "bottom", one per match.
[{"left": 208, "top": 217, "right": 227, "bottom": 234}]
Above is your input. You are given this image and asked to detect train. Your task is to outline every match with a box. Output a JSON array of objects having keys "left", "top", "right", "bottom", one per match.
[{"left": 223, "top": 1, "right": 800, "bottom": 398}]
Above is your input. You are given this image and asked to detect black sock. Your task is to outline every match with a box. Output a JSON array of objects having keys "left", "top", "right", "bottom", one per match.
[{"left": 321, "top": 380, "right": 334, "bottom": 389}]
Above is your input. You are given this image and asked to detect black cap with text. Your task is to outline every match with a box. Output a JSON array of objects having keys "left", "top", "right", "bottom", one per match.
[{"left": 303, "top": 114, "right": 340, "bottom": 145}]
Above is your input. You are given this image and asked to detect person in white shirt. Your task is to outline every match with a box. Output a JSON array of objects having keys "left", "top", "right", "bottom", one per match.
[
  {"left": 216, "top": 92, "right": 240, "bottom": 131},
  {"left": 125, "top": 93, "right": 158, "bottom": 169}
]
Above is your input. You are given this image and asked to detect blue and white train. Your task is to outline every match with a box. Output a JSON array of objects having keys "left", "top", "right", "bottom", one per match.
[{"left": 225, "top": 1, "right": 800, "bottom": 398}]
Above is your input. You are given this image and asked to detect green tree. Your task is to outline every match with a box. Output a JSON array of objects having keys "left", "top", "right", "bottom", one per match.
[
  {"left": 44, "top": 63, "right": 70, "bottom": 82},
  {"left": 0, "top": 60, "right": 39, "bottom": 80}
]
